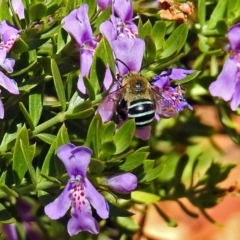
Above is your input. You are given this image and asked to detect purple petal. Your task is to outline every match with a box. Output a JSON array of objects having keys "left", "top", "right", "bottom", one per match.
[
  {"left": 152, "top": 75, "right": 170, "bottom": 88},
  {"left": 97, "top": 83, "right": 118, "bottom": 122},
  {"left": 0, "top": 58, "right": 15, "bottom": 73},
  {"left": 230, "top": 80, "right": 240, "bottom": 110},
  {"left": 135, "top": 126, "right": 151, "bottom": 140},
  {"left": 67, "top": 198, "right": 99, "bottom": 235},
  {"left": 103, "top": 66, "right": 113, "bottom": 90},
  {"left": 112, "top": 38, "right": 145, "bottom": 74},
  {"left": 11, "top": 0, "right": 25, "bottom": 19},
  {"left": 97, "top": 0, "right": 112, "bottom": 9},
  {"left": 44, "top": 183, "right": 71, "bottom": 219},
  {"left": 168, "top": 68, "right": 195, "bottom": 80},
  {"left": 61, "top": 4, "right": 93, "bottom": 45},
  {"left": 0, "top": 72, "right": 19, "bottom": 94},
  {"left": 57, "top": 144, "right": 93, "bottom": 178},
  {"left": 85, "top": 179, "right": 109, "bottom": 219},
  {"left": 103, "top": 173, "right": 137, "bottom": 194},
  {"left": 113, "top": 0, "right": 133, "bottom": 21},
  {"left": 209, "top": 58, "right": 237, "bottom": 101},
  {"left": 0, "top": 49, "right": 7, "bottom": 64},
  {"left": 228, "top": 22, "right": 240, "bottom": 50},
  {"left": 100, "top": 17, "right": 117, "bottom": 43},
  {"left": 78, "top": 49, "right": 96, "bottom": 94},
  {"left": 0, "top": 21, "right": 20, "bottom": 42},
  {"left": 0, "top": 98, "right": 4, "bottom": 119},
  {"left": 2, "top": 223, "right": 18, "bottom": 240}
]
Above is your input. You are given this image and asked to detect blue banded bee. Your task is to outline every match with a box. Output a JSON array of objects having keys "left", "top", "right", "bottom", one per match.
[{"left": 100, "top": 70, "right": 179, "bottom": 128}]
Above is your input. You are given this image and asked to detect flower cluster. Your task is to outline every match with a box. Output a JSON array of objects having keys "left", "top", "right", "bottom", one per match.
[
  {"left": 44, "top": 144, "right": 137, "bottom": 236},
  {"left": 0, "top": 21, "right": 20, "bottom": 118},
  {"left": 209, "top": 22, "right": 240, "bottom": 111}
]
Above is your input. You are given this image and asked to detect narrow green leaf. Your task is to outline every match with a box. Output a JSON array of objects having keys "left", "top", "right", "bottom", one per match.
[
  {"left": 207, "top": 1, "right": 227, "bottom": 29},
  {"left": 151, "top": 21, "right": 166, "bottom": 50},
  {"left": 108, "top": 202, "right": 133, "bottom": 217},
  {"left": 0, "top": 0, "right": 12, "bottom": 22},
  {"left": 90, "top": 37, "right": 115, "bottom": 94},
  {"left": 113, "top": 120, "right": 135, "bottom": 155},
  {"left": 141, "top": 164, "right": 164, "bottom": 183},
  {"left": 29, "top": 81, "right": 44, "bottom": 126},
  {"left": 56, "top": 124, "right": 70, "bottom": 148},
  {"left": 85, "top": 114, "right": 103, "bottom": 157},
  {"left": 145, "top": 35, "right": 156, "bottom": 62},
  {"left": 132, "top": 191, "right": 160, "bottom": 204},
  {"left": 51, "top": 58, "right": 66, "bottom": 111},
  {"left": 65, "top": 108, "right": 95, "bottom": 119},
  {"left": 102, "top": 141, "right": 116, "bottom": 155},
  {"left": 164, "top": 23, "right": 188, "bottom": 54},
  {"left": 174, "top": 154, "right": 189, "bottom": 183},
  {"left": 0, "top": 185, "right": 19, "bottom": 197},
  {"left": 83, "top": 76, "right": 96, "bottom": 101},
  {"left": 35, "top": 133, "right": 56, "bottom": 145},
  {"left": 119, "top": 152, "right": 149, "bottom": 171},
  {"left": 19, "top": 102, "right": 35, "bottom": 131},
  {"left": 20, "top": 141, "right": 37, "bottom": 184},
  {"left": 198, "top": 0, "right": 206, "bottom": 27},
  {"left": 116, "top": 217, "right": 140, "bottom": 232},
  {"left": 12, "top": 125, "right": 29, "bottom": 185}
]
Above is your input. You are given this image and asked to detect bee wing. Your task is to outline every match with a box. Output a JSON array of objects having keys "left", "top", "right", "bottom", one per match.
[{"left": 151, "top": 88, "right": 178, "bottom": 118}]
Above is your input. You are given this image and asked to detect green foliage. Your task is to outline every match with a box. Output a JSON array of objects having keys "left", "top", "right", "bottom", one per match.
[{"left": 0, "top": 0, "right": 240, "bottom": 239}]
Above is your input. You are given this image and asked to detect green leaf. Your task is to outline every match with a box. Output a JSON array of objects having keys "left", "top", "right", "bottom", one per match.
[
  {"left": 207, "top": 0, "right": 227, "bottom": 29},
  {"left": 51, "top": 58, "right": 66, "bottom": 111},
  {"left": 35, "top": 133, "right": 56, "bottom": 145},
  {"left": 144, "top": 35, "right": 156, "bottom": 62},
  {"left": 85, "top": 114, "right": 103, "bottom": 157},
  {"left": 89, "top": 158, "right": 106, "bottom": 174},
  {"left": 29, "top": 81, "right": 44, "bottom": 126},
  {"left": 29, "top": 3, "right": 47, "bottom": 21},
  {"left": 132, "top": 191, "right": 160, "bottom": 204},
  {"left": 0, "top": 0, "right": 12, "bottom": 22},
  {"left": 12, "top": 126, "right": 33, "bottom": 185},
  {"left": 84, "top": 0, "right": 96, "bottom": 18},
  {"left": 89, "top": 37, "right": 115, "bottom": 94},
  {"left": 0, "top": 203, "right": 15, "bottom": 224},
  {"left": 113, "top": 119, "right": 135, "bottom": 155},
  {"left": 151, "top": 21, "right": 166, "bottom": 50},
  {"left": 163, "top": 23, "right": 188, "bottom": 56},
  {"left": 116, "top": 217, "right": 139, "bottom": 232},
  {"left": 92, "top": 7, "right": 112, "bottom": 35},
  {"left": 56, "top": 124, "right": 70, "bottom": 148},
  {"left": 0, "top": 184, "right": 19, "bottom": 197},
  {"left": 19, "top": 102, "right": 35, "bottom": 131},
  {"left": 119, "top": 152, "right": 149, "bottom": 171},
  {"left": 12, "top": 38, "right": 29, "bottom": 54},
  {"left": 102, "top": 141, "right": 116, "bottom": 155},
  {"left": 141, "top": 20, "right": 152, "bottom": 39},
  {"left": 141, "top": 164, "right": 164, "bottom": 183},
  {"left": 174, "top": 154, "right": 189, "bottom": 184},
  {"left": 65, "top": 108, "right": 94, "bottom": 119},
  {"left": 102, "top": 121, "right": 116, "bottom": 143},
  {"left": 83, "top": 76, "right": 96, "bottom": 101},
  {"left": 198, "top": 0, "right": 206, "bottom": 27}
]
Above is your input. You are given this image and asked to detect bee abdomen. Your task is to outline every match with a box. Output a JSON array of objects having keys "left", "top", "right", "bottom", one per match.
[{"left": 128, "top": 99, "right": 155, "bottom": 127}]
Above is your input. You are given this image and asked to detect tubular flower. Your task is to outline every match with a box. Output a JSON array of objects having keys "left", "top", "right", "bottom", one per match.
[
  {"left": 209, "top": 22, "right": 240, "bottom": 111},
  {"left": 0, "top": 20, "right": 20, "bottom": 72},
  {"left": 103, "top": 173, "right": 137, "bottom": 194},
  {"left": 61, "top": 4, "right": 111, "bottom": 94},
  {"left": 44, "top": 144, "right": 109, "bottom": 236}
]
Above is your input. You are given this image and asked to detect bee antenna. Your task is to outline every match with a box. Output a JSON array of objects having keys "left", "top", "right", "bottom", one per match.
[{"left": 116, "top": 58, "right": 131, "bottom": 72}]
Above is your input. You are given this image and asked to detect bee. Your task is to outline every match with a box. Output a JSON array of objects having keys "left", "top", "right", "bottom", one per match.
[{"left": 99, "top": 71, "right": 179, "bottom": 128}]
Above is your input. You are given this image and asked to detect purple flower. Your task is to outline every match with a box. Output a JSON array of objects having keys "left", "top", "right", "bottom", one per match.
[
  {"left": 61, "top": 4, "right": 111, "bottom": 94},
  {"left": 0, "top": 21, "right": 20, "bottom": 72},
  {"left": 103, "top": 173, "right": 137, "bottom": 194},
  {"left": 2, "top": 224, "right": 18, "bottom": 240},
  {"left": 209, "top": 22, "right": 240, "bottom": 110},
  {"left": 44, "top": 144, "right": 109, "bottom": 236}
]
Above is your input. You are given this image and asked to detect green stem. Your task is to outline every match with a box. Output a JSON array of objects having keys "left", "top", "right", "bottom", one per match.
[{"left": 30, "top": 112, "right": 66, "bottom": 136}]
